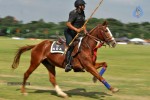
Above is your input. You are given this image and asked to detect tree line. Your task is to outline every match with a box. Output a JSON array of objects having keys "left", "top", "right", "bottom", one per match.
[{"left": 0, "top": 16, "right": 150, "bottom": 39}]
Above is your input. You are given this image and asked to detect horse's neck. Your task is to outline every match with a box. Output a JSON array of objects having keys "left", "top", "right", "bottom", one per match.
[{"left": 83, "top": 29, "right": 98, "bottom": 49}]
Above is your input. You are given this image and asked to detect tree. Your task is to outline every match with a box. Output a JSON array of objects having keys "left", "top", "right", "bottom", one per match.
[{"left": 0, "top": 16, "right": 149, "bottom": 39}]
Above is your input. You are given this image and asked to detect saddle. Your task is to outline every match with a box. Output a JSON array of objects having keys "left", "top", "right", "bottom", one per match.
[
  {"left": 56, "top": 37, "right": 66, "bottom": 45},
  {"left": 50, "top": 37, "right": 83, "bottom": 54},
  {"left": 50, "top": 37, "right": 84, "bottom": 72}
]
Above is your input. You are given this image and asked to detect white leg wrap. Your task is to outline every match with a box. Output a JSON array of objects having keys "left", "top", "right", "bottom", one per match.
[{"left": 55, "top": 85, "right": 68, "bottom": 97}]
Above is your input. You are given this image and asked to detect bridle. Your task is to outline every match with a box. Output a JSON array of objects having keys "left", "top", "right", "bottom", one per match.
[{"left": 85, "top": 25, "right": 114, "bottom": 49}]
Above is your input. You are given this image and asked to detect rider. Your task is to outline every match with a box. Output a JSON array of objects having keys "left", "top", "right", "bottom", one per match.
[{"left": 64, "top": 0, "right": 88, "bottom": 72}]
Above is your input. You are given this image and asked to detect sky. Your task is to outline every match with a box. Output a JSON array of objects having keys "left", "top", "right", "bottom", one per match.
[{"left": 0, "top": 0, "right": 149, "bottom": 23}]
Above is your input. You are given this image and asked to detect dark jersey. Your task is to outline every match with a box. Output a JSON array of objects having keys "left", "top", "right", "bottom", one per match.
[
  {"left": 64, "top": 9, "right": 85, "bottom": 45},
  {"left": 68, "top": 9, "right": 85, "bottom": 28}
]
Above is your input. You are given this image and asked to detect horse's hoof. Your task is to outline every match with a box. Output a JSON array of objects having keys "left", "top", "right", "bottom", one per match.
[
  {"left": 92, "top": 77, "right": 97, "bottom": 83},
  {"left": 111, "top": 87, "right": 119, "bottom": 93},
  {"left": 58, "top": 92, "right": 68, "bottom": 98},
  {"left": 22, "top": 92, "right": 28, "bottom": 96},
  {"left": 63, "top": 94, "right": 68, "bottom": 98}
]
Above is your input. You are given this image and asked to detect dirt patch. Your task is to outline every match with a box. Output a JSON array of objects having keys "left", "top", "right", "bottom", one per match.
[
  {"left": 114, "top": 94, "right": 150, "bottom": 100},
  {"left": 0, "top": 80, "right": 7, "bottom": 85},
  {"left": 26, "top": 85, "right": 52, "bottom": 90},
  {"left": 107, "top": 76, "right": 145, "bottom": 82},
  {"left": 0, "top": 74, "right": 20, "bottom": 78},
  {"left": 63, "top": 80, "right": 99, "bottom": 86},
  {"left": 0, "top": 98, "right": 9, "bottom": 100}
]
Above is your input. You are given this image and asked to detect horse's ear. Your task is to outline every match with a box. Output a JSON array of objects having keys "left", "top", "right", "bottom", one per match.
[{"left": 102, "top": 21, "right": 108, "bottom": 26}]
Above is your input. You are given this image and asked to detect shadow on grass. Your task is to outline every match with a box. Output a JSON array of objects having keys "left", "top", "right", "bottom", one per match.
[
  {"left": 20, "top": 88, "right": 112, "bottom": 99},
  {"left": 65, "top": 88, "right": 112, "bottom": 99}
]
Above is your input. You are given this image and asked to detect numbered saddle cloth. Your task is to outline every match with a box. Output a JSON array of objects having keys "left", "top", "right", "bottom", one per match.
[{"left": 50, "top": 41, "right": 65, "bottom": 54}]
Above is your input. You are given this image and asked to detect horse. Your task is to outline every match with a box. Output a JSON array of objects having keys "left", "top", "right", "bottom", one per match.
[{"left": 12, "top": 21, "right": 119, "bottom": 98}]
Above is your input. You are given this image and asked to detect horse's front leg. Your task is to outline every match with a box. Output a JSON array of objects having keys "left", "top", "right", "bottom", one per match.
[
  {"left": 93, "top": 62, "right": 107, "bottom": 83},
  {"left": 85, "top": 62, "right": 119, "bottom": 93}
]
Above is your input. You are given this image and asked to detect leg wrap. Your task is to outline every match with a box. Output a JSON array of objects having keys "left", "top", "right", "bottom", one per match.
[
  {"left": 99, "top": 67, "right": 106, "bottom": 76},
  {"left": 101, "top": 80, "right": 111, "bottom": 89}
]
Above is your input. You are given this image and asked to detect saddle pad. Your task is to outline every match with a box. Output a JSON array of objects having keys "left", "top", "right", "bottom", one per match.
[{"left": 50, "top": 41, "right": 65, "bottom": 54}]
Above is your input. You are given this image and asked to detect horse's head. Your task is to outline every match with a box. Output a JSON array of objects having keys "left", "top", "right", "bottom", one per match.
[{"left": 97, "top": 21, "right": 116, "bottom": 48}]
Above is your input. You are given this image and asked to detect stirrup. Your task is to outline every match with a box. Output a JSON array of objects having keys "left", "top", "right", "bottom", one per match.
[{"left": 65, "top": 64, "right": 72, "bottom": 72}]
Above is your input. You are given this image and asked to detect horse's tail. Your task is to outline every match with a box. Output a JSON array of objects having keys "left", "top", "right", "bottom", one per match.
[{"left": 12, "top": 45, "right": 35, "bottom": 69}]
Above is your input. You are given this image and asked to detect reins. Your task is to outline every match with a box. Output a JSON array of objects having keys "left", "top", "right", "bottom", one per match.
[
  {"left": 86, "top": 24, "right": 105, "bottom": 42},
  {"left": 85, "top": 25, "right": 104, "bottom": 49},
  {"left": 86, "top": 24, "right": 114, "bottom": 45}
]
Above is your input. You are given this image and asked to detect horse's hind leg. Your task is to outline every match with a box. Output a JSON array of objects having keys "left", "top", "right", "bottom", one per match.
[
  {"left": 21, "top": 57, "right": 41, "bottom": 95},
  {"left": 42, "top": 59, "right": 68, "bottom": 98}
]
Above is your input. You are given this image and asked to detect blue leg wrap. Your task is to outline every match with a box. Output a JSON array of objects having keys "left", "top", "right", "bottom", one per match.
[
  {"left": 101, "top": 80, "right": 111, "bottom": 89},
  {"left": 99, "top": 67, "right": 106, "bottom": 76}
]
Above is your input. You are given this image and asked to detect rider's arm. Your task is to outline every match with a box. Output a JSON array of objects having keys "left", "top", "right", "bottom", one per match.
[
  {"left": 66, "top": 22, "right": 81, "bottom": 33},
  {"left": 83, "top": 25, "right": 88, "bottom": 34}
]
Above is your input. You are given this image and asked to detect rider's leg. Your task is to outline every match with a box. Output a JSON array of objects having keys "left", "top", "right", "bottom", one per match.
[
  {"left": 64, "top": 29, "right": 74, "bottom": 72},
  {"left": 65, "top": 45, "right": 74, "bottom": 72}
]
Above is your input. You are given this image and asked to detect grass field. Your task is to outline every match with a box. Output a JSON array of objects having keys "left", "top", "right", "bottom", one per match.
[{"left": 0, "top": 36, "right": 150, "bottom": 100}]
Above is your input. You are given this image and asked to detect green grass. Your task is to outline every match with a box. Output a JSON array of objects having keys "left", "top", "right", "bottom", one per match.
[{"left": 0, "top": 37, "right": 150, "bottom": 100}]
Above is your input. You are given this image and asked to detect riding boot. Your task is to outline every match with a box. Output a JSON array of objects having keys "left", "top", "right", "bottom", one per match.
[{"left": 65, "top": 46, "right": 73, "bottom": 72}]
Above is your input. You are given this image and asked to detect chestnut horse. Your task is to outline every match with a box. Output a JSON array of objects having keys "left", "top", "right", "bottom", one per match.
[{"left": 12, "top": 21, "right": 119, "bottom": 98}]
